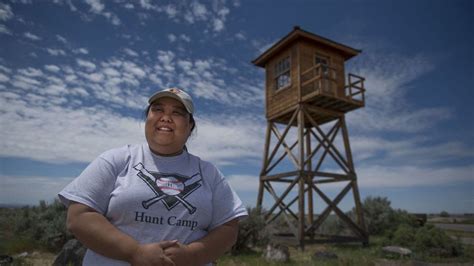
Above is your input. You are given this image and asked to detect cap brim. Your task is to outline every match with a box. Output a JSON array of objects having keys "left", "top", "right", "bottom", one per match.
[{"left": 148, "top": 91, "right": 193, "bottom": 114}]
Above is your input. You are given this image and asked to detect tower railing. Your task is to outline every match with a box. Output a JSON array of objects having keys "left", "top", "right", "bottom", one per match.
[
  {"left": 345, "top": 73, "right": 365, "bottom": 103},
  {"left": 300, "top": 64, "right": 366, "bottom": 105},
  {"left": 301, "top": 63, "right": 338, "bottom": 97}
]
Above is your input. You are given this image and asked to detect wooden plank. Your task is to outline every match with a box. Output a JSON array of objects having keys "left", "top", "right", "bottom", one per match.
[
  {"left": 264, "top": 179, "right": 299, "bottom": 221},
  {"left": 266, "top": 138, "right": 298, "bottom": 174},
  {"left": 306, "top": 182, "right": 352, "bottom": 234},
  {"left": 261, "top": 170, "right": 300, "bottom": 181},
  {"left": 264, "top": 183, "right": 299, "bottom": 238},
  {"left": 266, "top": 108, "right": 300, "bottom": 169},
  {"left": 271, "top": 126, "right": 300, "bottom": 169},
  {"left": 270, "top": 188, "right": 304, "bottom": 224},
  {"left": 305, "top": 104, "right": 343, "bottom": 118},
  {"left": 260, "top": 121, "right": 273, "bottom": 176},
  {"left": 306, "top": 129, "right": 314, "bottom": 226},
  {"left": 304, "top": 113, "right": 351, "bottom": 173},
  {"left": 265, "top": 182, "right": 299, "bottom": 221},
  {"left": 257, "top": 121, "right": 272, "bottom": 208},
  {"left": 313, "top": 183, "right": 367, "bottom": 239},
  {"left": 312, "top": 171, "right": 353, "bottom": 180},
  {"left": 297, "top": 108, "right": 306, "bottom": 250},
  {"left": 268, "top": 104, "right": 298, "bottom": 122},
  {"left": 305, "top": 115, "right": 350, "bottom": 174}
]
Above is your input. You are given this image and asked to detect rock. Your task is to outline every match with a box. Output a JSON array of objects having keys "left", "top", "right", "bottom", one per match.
[
  {"left": 0, "top": 255, "right": 13, "bottom": 265},
  {"left": 263, "top": 243, "right": 290, "bottom": 263},
  {"left": 53, "top": 239, "right": 86, "bottom": 266},
  {"left": 382, "top": 246, "right": 412, "bottom": 256},
  {"left": 312, "top": 250, "right": 338, "bottom": 260},
  {"left": 14, "top": 252, "right": 28, "bottom": 258}
]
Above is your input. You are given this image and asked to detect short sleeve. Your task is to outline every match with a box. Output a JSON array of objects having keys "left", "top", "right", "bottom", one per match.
[
  {"left": 58, "top": 155, "right": 119, "bottom": 214},
  {"left": 208, "top": 165, "right": 248, "bottom": 230}
]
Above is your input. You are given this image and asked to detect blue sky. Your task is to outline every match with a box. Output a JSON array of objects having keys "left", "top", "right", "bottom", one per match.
[{"left": 0, "top": 0, "right": 472, "bottom": 214}]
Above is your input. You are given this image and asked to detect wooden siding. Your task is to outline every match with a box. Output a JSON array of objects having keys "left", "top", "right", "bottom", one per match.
[
  {"left": 266, "top": 45, "right": 299, "bottom": 119},
  {"left": 263, "top": 35, "right": 364, "bottom": 124}
]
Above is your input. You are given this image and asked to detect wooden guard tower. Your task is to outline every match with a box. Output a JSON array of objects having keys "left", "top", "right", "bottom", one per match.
[{"left": 253, "top": 26, "right": 368, "bottom": 248}]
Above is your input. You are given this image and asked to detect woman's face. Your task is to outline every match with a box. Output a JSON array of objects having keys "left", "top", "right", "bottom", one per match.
[{"left": 145, "top": 97, "right": 193, "bottom": 155}]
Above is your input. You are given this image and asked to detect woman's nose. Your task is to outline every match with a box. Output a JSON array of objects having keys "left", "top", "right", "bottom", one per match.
[{"left": 160, "top": 113, "right": 172, "bottom": 122}]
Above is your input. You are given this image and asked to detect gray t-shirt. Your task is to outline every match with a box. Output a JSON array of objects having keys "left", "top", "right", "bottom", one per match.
[{"left": 59, "top": 143, "right": 248, "bottom": 265}]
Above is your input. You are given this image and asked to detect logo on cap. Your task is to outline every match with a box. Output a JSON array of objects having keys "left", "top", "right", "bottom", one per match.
[{"left": 169, "top": 88, "right": 182, "bottom": 94}]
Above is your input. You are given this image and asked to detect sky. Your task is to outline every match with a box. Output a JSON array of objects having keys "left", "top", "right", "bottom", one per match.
[{"left": 0, "top": 0, "right": 473, "bottom": 214}]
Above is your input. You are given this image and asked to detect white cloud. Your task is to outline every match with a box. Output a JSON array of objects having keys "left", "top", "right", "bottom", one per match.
[
  {"left": 358, "top": 165, "right": 474, "bottom": 188},
  {"left": 47, "top": 48, "right": 66, "bottom": 56},
  {"left": 44, "top": 84, "right": 67, "bottom": 95},
  {"left": 123, "top": 62, "right": 146, "bottom": 78},
  {"left": 180, "top": 34, "right": 191, "bottom": 42},
  {"left": 103, "top": 67, "right": 120, "bottom": 77},
  {"left": 24, "top": 32, "right": 41, "bottom": 41},
  {"left": 18, "top": 67, "right": 43, "bottom": 77},
  {"left": 0, "top": 175, "right": 73, "bottom": 205},
  {"left": 85, "top": 0, "right": 104, "bottom": 13},
  {"left": 347, "top": 53, "right": 441, "bottom": 132},
  {"left": 147, "top": 1, "right": 232, "bottom": 33},
  {"left": 0, "top": 65, "right": 12, "bottom": 73},
  {"left": 227, "top": 174, "right": 259, "bottom": 191},
  {"left": 84, "top": 0, "right": 121, "bottom": 25},
  {"left": 104, "top": 12, "right": 121, "bottom": 25},
  {"left": 73, "top": 48, "right": 89, "bottom": 55},
  {"left": 0, "top": 3, "right": 14, "bottom": 21},
  {"left": 190, "top": 1, "right": 208, "bottom": 21},
  {"left": 124, "top": 3, "right": 134, "bottom": 9},
  {"left": 177, "top": 60, "right": 192, "bottom": 71},
  {"left": 213, "top": 18, "right": 224, "bottom": 32},
  {"left": 235, "top": 32, "right": 246, "bottom": 40},
  {"left": 56, "top": 34, "right": 67, "bottom": 44},
  {"left": 164, "top": 4, "right": 178, "bottom": 18},
  {"left": 76, "top": 58, "right": 96, "bottom": 71},
  {"left": 0, "top": 72, "right": 9, "bottom": 82},
  {"left": 12, "top": 74, "right": 41, "bottom": 89},
  {"left": 350, "top": 135, "right": 474, "bottom": 166},
  {"left": 45, "top": 65, "right": 61, "bottom": 73},
  {"left": 168, "top": 33, "right": 177, "bottom": 43},
  {"left": 0, "top": 24, "right": 11, "bottom": 35},
  {"left": 84, "top": 72, "right": 104, "bottom": 83},
  {"left": 0, "top": 83, "right": 265, "bottom": 167},
  {"left": 0, "top": 93, "right": 145, "bottom": 163},
  {"left": 123, "top": 48, "right": 139, "bottom": 57},
  {"left": 138, "top": 0, "right": 155, "bottom": 10},
  {"left": 188, "top": 114, "right": 265, "bottom": 166}
]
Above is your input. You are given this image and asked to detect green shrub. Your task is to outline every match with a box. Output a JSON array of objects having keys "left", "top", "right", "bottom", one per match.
[
  {"left": 12, "top": 199, "right": 71, "bottom": 252},
  {"left": 414, "top": 224, "right": 463, "bottom": 257},
  {"left": 232, "top": 207, "right": 270, "bottom": 254},
  {"left": 358, "top": 196, "right": 395, "bottom": 235},
  {"left": 391, "top": 224, "right": 416, "bottom": 247},
  {"left": 439, "top": 211, "right": 449, "bottom": 217}
]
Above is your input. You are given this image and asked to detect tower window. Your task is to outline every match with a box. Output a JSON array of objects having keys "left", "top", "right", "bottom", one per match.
[
  {"left": 274, "top": 56, "right": 291, "bottom": 90},
  {"left": 315, "top": 54, "right": 329, "bottom": 76}
]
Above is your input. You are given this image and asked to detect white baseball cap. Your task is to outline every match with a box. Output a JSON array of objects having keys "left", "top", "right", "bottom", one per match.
[{"left": 148, "top": 88, "right": 194, "bottom": 114}]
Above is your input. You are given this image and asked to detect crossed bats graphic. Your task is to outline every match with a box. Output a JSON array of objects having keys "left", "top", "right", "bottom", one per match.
[{"left": 133, "top": 163, "right": 201, "bottom": 214}]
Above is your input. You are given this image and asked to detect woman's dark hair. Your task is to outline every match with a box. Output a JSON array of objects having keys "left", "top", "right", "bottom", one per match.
[{"left": 144, "top": 104, "right": 196, "bottom": 134}]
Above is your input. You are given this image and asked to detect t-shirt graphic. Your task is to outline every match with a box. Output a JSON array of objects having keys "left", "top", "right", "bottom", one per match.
[{"left": 133, "top": 163, "right": 202, "bottom": 214}]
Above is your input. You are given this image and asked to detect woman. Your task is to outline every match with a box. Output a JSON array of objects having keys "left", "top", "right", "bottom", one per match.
[{"left": 59, "top": 88, "right": 248, "bottom": 266}]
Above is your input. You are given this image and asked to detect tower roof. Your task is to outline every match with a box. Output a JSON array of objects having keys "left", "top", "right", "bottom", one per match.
[{"left": 252, "top": 26, "right": 362, "bottom": 67}]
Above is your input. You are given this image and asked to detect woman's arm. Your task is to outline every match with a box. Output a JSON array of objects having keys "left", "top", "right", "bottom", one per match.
[
  {"left": 164, "top": 218, "right": 239, "bottom": 266},
  {"left": 67, "top": 202, "right": 176, "bottom": 266}
]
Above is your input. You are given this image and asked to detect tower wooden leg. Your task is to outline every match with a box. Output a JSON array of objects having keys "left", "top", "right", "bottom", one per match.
[
  {"left": 298, "top": 108, "right": 305, "bottom": 250},
  {"left": 257, "top": 122, "right": 272, "bottom": 212}
]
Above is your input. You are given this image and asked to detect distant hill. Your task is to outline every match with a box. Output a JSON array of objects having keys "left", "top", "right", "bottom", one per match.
[{"left": 0, "top": 203, "right": 29, "bottom": 208}]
